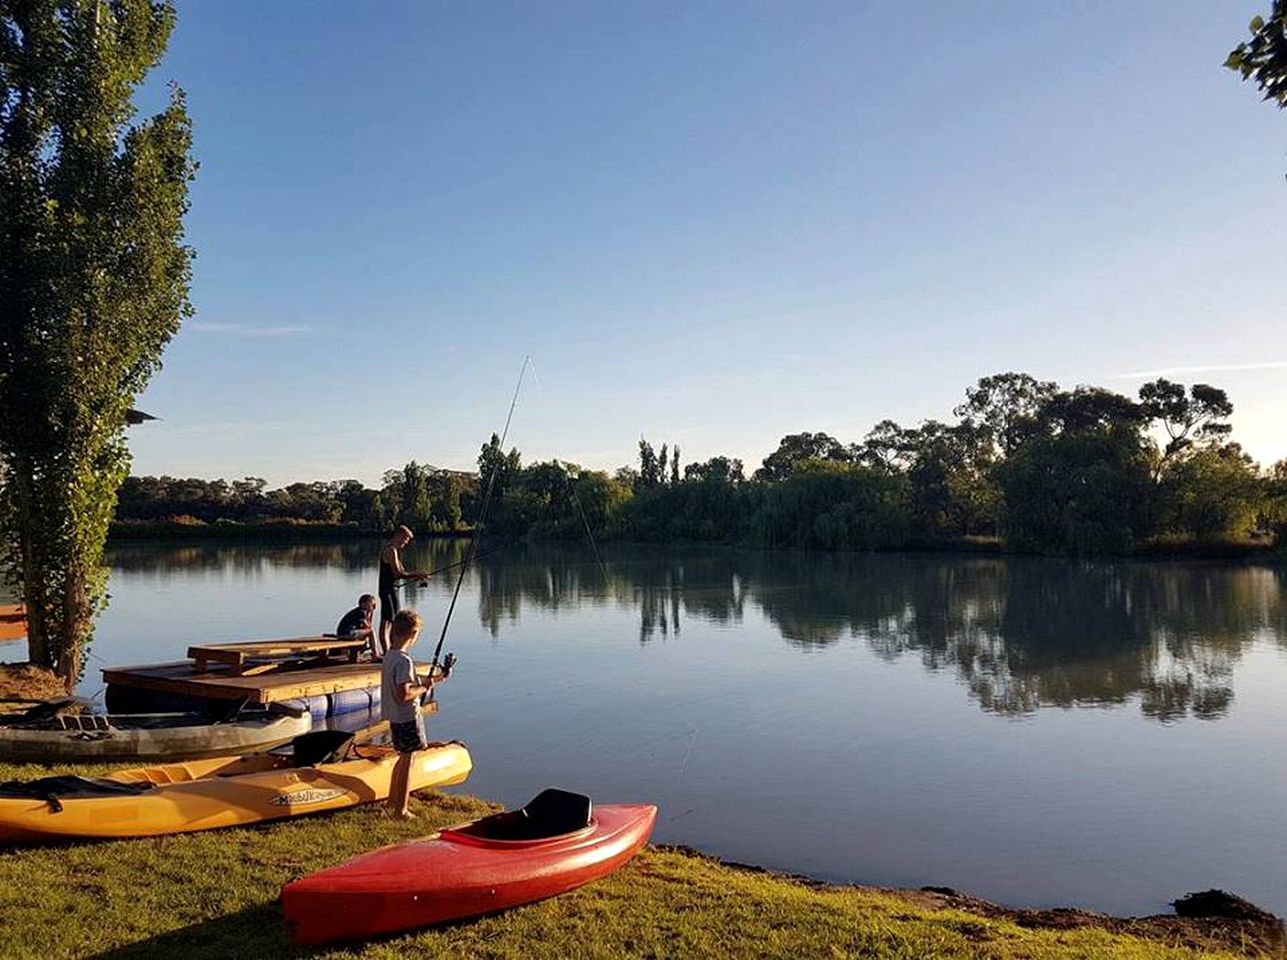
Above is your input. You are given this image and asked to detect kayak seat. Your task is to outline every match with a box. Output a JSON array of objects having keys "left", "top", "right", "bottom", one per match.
[
  {"left": 470, "top": 789, "right": 593, "bottom": 841},
  {"left": 0, "top": 775, "right": 154, "bottom": 812},
  {"left": 287, "top": 731, "right": 355, "bottom": 767}
]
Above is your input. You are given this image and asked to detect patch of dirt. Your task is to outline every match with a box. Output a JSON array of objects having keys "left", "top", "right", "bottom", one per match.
[
  {"left": 653, "top": 846, "right": 1285, "bottom": 957},
  {"left": 0, "top": 663, "right": 65, "bottom": 702},
  {"left": 911, "top": 886, "right": 1285, "bottom": 958}
]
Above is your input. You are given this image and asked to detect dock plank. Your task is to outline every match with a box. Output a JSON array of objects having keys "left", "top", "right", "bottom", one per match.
[{"left": 102, "top": 658, "right": 444, "bottom": 704}]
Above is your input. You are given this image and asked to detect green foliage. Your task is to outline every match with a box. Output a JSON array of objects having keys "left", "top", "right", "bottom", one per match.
[
  {"left": 614, "top": 475, "right": 757, "bottom": 543},
  {"left": 1226, "top": 1, "right": 1287, "bottom": 107},
  {"left": 0, "top": 0, "right": 195, "bottom": 685},
  {"left": 1139, "top": 379, "right": 1233, "bottom": 461},
  {"left": 1157, "top": 444, "right": 1265, "bottom": 540},
  {"left": 107, "top": 370, "right": 1275, "bottom": 560},
  {"left": 118, "top": 469, "right": 476, "bottom": 535},
  {"left": 902, "top": 420, "right": 998, "bottom": 535},
  {"left": 683, "top": 455, "right": 745, "bottom": 484},
  {"left": 754, "top": 431, "right": 850, "bottom": 481},
  {"left": 996, "top": 427, "right": 1155, "bottom": 556},
  {"left": 488, "top": 459, "right": 633, "bottom": 540},
  {"left": 375, "top": 462, "right": 470, "bottom": 533},
  {"left": 750, "top": 463, "right": 914, "bottom": 551},
  {"left": 636, "top": 438, "right": 662, "bottom": 489},
  {"left": 954, "top": 372, "right": 1057, "bottom": 454}
]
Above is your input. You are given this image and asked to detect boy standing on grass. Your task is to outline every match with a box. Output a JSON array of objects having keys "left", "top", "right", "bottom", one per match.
[{"left": 382, "top": 609, "right": 432, "bottom": 819}]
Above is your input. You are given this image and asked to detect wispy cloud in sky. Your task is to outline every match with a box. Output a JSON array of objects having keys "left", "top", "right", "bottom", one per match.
[
  {"left": 187, "top": 321, "right": 312, "bottom": 338},
  {"left": 1118, "top": 361, "right": 1287, "bottom": 379},
  {"left": 163, "top": 420, "right": 304, "bottom": 436}
]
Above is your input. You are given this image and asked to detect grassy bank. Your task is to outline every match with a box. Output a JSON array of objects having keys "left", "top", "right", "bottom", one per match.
[
  {"left": 107, "top": 520, "right": 476, "bottom": 542},
  {"left": 0, "top": 766, "right": 1275, "bottom": 960}
]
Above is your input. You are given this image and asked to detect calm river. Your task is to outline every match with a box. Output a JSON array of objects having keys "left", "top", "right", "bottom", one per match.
[{"left": 83, "top": 541, "right": 1287, "bottom": 916}]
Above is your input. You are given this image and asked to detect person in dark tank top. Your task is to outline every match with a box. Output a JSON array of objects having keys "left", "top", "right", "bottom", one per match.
[{"left": 377, "top": 526, "right": 430, "bottom": 656}]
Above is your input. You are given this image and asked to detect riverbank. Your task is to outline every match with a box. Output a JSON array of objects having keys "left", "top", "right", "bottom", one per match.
[
  {"left": 0, "top": 773, "right": 1277, "bottom": 959},
  {"left": 107, "top": 520, "right": 475, "bottom": 541},
  {"left": 106, "top": 519, "right": 1283, "bottom": 561}
]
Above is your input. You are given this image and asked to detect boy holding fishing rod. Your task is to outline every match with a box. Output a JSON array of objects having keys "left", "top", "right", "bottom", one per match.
[
  {"left": 382, "top": 609, "right": 434, "bottom": 819},
  {"left": 377, "top": 526, "right": 431, "bottom": 657}
]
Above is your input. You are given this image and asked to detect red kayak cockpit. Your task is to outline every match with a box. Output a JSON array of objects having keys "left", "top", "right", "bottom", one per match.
[{"left": 443, "top": 788, "right": 596, "bottom": 846}]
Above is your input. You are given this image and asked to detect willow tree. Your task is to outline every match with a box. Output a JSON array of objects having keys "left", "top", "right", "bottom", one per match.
[{"left": 0, "top": 1, "right": 194, "bottom": 687}]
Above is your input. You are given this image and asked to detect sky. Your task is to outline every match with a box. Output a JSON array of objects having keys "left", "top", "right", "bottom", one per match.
[{"left": 127, "top": 1, "right": 1287, "bottom": 487}]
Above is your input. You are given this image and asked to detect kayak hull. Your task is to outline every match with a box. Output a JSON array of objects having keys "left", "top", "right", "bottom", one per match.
[
  {"left": 282, "top": 802, "right": 657, "bottom": 945},
  {"left": 0, "top": 741, "right": 471, "bottom": 843},
  {"left": 0, "top": 710, "right": 312, "bottom": 763}
]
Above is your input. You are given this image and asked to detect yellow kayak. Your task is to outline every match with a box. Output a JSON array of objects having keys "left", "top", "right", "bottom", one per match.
[{"left": 0, "top": 731, "right": 471, "bottom": 844}]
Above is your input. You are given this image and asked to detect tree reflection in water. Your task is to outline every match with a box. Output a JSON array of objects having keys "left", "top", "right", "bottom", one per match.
[
  {"left": 105, "top": 540, "right": 1285, "bottom": 722},
  {"left": 461, "top": 544, "right": 1286, "bottom": 723}
]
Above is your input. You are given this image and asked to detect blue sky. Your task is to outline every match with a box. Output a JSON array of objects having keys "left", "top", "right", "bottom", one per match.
[{"left": 128, "top": 1, "right": 1286, "bottom": 486}]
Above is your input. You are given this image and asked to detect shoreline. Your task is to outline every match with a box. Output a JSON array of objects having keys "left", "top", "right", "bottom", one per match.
[
  {"left": 0, "top": 760, "right": 1279, "bottom": 957},
  {"left": 673, "top": 844, "right": 1285, "bottom": 958},
  {"left": 104, "top": 522, "right": 1283, "bottom": 564}
]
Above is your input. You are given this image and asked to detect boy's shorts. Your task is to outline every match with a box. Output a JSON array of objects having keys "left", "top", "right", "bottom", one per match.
[{"left": 390, "top": 715, "right": 427, "bottom": 754}]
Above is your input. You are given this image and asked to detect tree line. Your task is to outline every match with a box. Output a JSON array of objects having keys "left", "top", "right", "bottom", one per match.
[
  {"left": 115, "top": 372, "right": 1287, "bottom": 557},
  {"left": 115, "top": 464, "right": 480, "bottom": 535}
]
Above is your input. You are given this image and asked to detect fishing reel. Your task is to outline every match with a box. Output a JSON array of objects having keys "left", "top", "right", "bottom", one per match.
[{"left": 441, "top": 651, "right": 457, "bottom": 678}]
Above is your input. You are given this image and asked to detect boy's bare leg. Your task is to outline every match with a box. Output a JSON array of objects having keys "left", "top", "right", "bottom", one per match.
[{"left": 389, "top": 751, "right": 413, "bottom": 818}]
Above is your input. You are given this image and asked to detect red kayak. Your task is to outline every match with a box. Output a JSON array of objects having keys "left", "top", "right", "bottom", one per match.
[{"left": 282, "top": 789, "right": 657, "bottom": 945}]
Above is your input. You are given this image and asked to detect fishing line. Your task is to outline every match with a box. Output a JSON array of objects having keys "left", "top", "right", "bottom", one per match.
[
  {"left": 564, "top": 464, "right": 611, "bottom": 587},
  {"left": 429, "top": 356, "right": 531, "bottom": 674}
]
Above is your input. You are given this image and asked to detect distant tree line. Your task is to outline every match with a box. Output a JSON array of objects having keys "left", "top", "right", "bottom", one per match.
[
  {"left": 480, "top": 372, "right": 1286, "bottom": 556},
  {"left": 114, "top": 372, "right": 1287, "bottom": 556},
  {"left": 115, "top": 463, "right": 479, "bottom": 536}
]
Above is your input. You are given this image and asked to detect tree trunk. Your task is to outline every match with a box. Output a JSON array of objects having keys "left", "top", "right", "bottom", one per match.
[
  {"left": 9, "top": 456, "right": 53, "bottom": 670},
  {"left": 57, "top": 569, "right": 87, "bottom": 692}
]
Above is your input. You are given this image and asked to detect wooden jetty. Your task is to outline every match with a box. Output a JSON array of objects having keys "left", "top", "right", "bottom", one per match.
[
  {"left": 0, "top": 604, "right": 25, "bottom": 643},
  {"left": 103, "top": 637, "right": 445, "bottom": 706}
]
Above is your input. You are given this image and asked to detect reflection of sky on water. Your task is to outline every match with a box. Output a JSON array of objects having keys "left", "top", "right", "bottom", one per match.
[{"left": 80, "top": 541, "right": 1287, "bottom": 916}]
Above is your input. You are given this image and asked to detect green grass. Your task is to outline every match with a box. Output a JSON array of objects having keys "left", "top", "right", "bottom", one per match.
[{"left": 0, "top": 764, "right": 1250, "bottom": 960}]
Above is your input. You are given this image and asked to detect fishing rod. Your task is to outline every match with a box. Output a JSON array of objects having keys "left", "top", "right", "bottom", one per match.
[
  {"left": 428, "top": 356, "right": 530, "bottom": 676},
  {"left": 397, "top": 545, "right": 510, "bottom": 590}
]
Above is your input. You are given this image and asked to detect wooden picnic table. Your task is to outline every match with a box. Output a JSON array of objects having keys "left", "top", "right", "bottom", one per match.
[{"left": 187, "top": 636, "right": 368, "bottom": 676}]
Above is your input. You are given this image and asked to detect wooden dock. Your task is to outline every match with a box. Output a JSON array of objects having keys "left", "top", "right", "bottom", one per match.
[
  {"left": 0, "top": 604, "right": 25, "bottom": 643},
  {"left": 103, "top": 638, "right": 445, "bottom": 705}
]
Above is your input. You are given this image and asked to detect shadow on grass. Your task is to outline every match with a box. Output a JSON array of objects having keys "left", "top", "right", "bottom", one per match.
[{"left": 89, "top": 901, "right": 297, "bottom": 960}]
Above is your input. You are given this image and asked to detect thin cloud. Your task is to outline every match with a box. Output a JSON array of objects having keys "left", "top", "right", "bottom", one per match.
[
  {"left": 1118, "top": 361, "right": 1287, "bottom": 379},
  {"left": 187, "top": 321, "right": 312, "bottom": 338},
  {"left": 164, "top": 420, "right": 303, "bottom": 436}
]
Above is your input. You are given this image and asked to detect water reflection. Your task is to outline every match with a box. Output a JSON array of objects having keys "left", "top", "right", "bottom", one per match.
[
  {"left": 102, "top": 540, "right": 1286, "bottom": 723},
  {"left": 107, "top": 540, "right": 379, "bottom": 574},
  {"left": 465, "top": 545, "right": 1286, "bottom": 723}
]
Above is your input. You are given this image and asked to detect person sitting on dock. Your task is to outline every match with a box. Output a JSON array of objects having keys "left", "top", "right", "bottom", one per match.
[
  {"left": 377, "top": 526, "right": 430, "bottom": 657},
  {"left": 335, "top": 594, "right": 377, "bottom": 649},
  {"left": 383, "top": 608, "right": 432, "bottom": 819}
]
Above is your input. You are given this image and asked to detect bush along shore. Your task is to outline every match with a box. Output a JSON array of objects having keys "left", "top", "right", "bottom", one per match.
[
  {"left": 111, "top": 372, "right": 1287, "bottom": 559},
  {"left": 0, "top": 764, "right": 1279, "bottom": 960}
]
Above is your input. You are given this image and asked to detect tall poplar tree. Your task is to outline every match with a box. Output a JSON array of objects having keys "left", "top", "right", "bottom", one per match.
[{"left": 0, "top": 1, "right": 194, "bottom": 687}]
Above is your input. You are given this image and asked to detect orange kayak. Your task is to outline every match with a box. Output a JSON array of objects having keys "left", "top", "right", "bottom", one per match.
[
  {"left": 0, "top": 604, "right": 25, "bottom": 642},
  {"left": 0, "top": 731, "right": 471, "bottom": 844}
]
